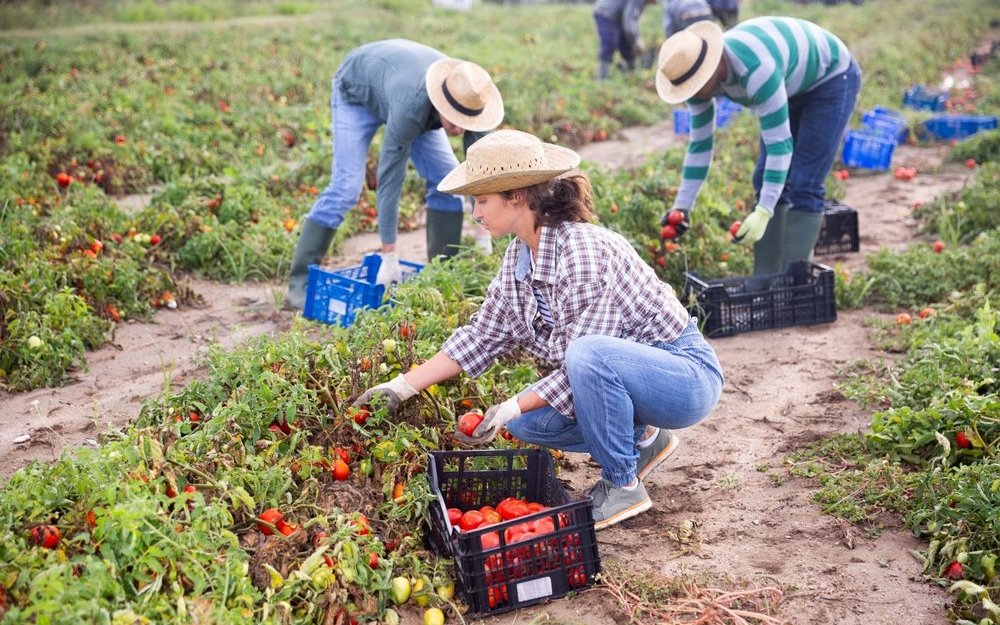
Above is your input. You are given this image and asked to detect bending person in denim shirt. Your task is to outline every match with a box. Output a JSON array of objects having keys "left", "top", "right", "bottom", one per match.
[
  {"left": 283, "top": 39, "right": 503, "bottom": 310},
  {"left": 355, "top": 130, "right": 724, "bottom": 530}
]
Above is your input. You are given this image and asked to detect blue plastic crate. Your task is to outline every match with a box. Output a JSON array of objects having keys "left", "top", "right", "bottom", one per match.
[
  {"left": 903, "top": 85, "right": 948, "bottom": 112},
  {"left": 672, "top": 97, "right": 744, "bottom": 135},
  {"left": 861, "top": 107, "right": 909, "bottom": 145},
  {"left": 920, "top": 114, "right": 998, "bottom": 141},
  {"left": 303, "top": 253, "right": 423, "bottom": 327},
  {"left": 841, "top": 129, "right": 895, "bottom": 171}
]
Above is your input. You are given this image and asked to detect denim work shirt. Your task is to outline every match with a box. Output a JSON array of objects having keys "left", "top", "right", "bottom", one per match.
[
  {"left": 442, "top": 221, "right": 691, "bottom": 417},
  {"left": 336, "top": 39, "right": 486, "bottom": 221}
]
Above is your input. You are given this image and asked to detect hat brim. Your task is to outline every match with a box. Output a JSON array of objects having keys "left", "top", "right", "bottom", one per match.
[
  {"left": 437, "top": 143, "right": 581, "bottom": 195},
  {"left": 426, "top": 58, "right": 505, "bottom": 132},
  {"left": 656, "top": 21, "right": 724, "bottom": 104}
]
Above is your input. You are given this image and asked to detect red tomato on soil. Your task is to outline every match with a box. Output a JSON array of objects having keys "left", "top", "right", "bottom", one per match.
[{"left": 257, "top": 508, "right": 283, "bottom": 535}]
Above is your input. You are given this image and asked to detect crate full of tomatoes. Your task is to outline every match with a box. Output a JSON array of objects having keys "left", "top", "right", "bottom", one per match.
[{"left": 427, "top": 448, "right": 601, "bottom": 616}]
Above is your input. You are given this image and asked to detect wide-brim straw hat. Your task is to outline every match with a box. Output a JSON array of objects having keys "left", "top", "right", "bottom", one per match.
[
  {"left": 426, "top": 58, "right": 504, "bottom": 132},
  {"left": 656, "top": 20, "right": 724, "bottom": 104},
  {"left": 437, "top": 129, "right": 580, "bottom": 195}
]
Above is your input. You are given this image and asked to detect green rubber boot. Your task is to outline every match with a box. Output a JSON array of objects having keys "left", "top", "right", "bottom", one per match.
[
  {"left": 782, "top": 210, "right": 824, "bottom": 266},
  {"left": 426, "top": 209, "right": 465, "bottom": 261},
  {"left": 752, "top": 203, "right": 790, "bottom": 275},
  {"left": 283, "top": 218, "right": 335, "bottom": 311}
]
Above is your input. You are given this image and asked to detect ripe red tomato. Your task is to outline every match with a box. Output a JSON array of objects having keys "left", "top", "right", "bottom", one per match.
[
  {"left": 932, "top": 240, "right": 945, "bottom": 254},
  {"left": 965, "top": 158, "right": 977, "bottom": 169},
  {"left": 276, "top": 520, "right": 297, "bottom": 536},
  {"left": 55, "top": 172, "right": 72, "bottom": 187},
  {"left": 149, "top": 234, "right": 161, "bottom": 246},
  {"left": 352, "top": 514, "right": 370, "bottom": 536},
  {"left": 896, "top": 313, "right": 912, "bottom": 326},
  {"left": 332, "top": 458, "right": 350, "bottom": 481},
  {"left": 447, "top": 508, "right": 463, "bottom": 526},
  {"left": 29, "top": 524, "right": 62, "bottom": 549},
  {"left": 400, "top": 322, "right": 415, "bottom": 340},
  {"left": 729, "top": 220, "right": 742, "bottom": 237},
  {"left": 480, "top": 531, "right": 500, "bottom": 550},
  {"left": 368, "top": 552, "right": 379, "bottom": 568},
  {"left": 660, "top": 224, "right": 677, "bottom": 240},
  {"left": 918, "top": 307, "right": 936, "bottom": 319},
  {"left": 666, "top": 210, "right": 685, "bottom": 226},
  {"left": 956, "top": 431, "right": 971, "bottom": 449},
  {"left": 945, "top": 560, "right": 964, "bottom": 580},
  {"left": 458, "top": 510, "right": 485, "bottom": 531},
  {"left": 457, "top": 411, "right": 484, "bottom": 436},
  {"left": 257, "top": 508, "right": 284, "bottom": 535},
  {"left": 349, "top": 406, "right": 370, "bottom": 426}
]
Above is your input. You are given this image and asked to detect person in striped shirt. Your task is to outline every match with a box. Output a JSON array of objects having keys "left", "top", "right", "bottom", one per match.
[
  {"left": 355, "top": 130, "right": 724, "bottom": 530},
  {"left": 655, "top": 17, "right": 861, "bottom": 274}
]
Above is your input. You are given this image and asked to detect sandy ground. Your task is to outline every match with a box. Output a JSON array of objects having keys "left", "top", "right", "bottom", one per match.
[{"left": 0, "top": 131, "right": 974, "bottom": 624}]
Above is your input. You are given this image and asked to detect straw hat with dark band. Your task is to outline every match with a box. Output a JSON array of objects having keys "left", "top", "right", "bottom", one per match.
[
  {"left": 437, "top": 129, "right": 580, "bottom": 195},
  {"left": 426, "top": 59, "right": 504, "bottom": 132},
  {"left": 656, "top": 20, "right": 724, "bottom": 104}
]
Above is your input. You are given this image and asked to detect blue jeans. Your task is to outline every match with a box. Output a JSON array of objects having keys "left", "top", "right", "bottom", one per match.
[
  {"left": 752, "top": 60, "right": 862, "bottom": 214},
  {"left": 507, "top": 322, "right": 724, "bottom": 487},
  {"left": 306, "top": 78, "right": 464, "bottom": 245},
  {"left": 594, "top": 13, "right": 635, "bottom": 64}
]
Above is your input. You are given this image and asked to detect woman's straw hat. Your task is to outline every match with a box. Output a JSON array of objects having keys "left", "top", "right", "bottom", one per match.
[
  {"left": 437, "top": 129, "right": 581, "bottom": 195},
  {"left": 426, "top": 58, "right": 504, "bottom": 132},
  {"left": 655, "top": 20, "right": 724, "bottom": 104}
]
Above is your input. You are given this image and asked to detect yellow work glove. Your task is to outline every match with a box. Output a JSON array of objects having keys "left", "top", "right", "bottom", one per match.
[{"left": 734, "top": 206, "right": 772, "bottom": 245}]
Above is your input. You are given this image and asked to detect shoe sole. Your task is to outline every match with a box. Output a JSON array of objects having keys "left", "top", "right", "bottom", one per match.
[
  {"left": 594, "top": 496, "right": 652, "bottom": 531},
  {"left": 637, "top": 431, "right": 681, "bottom": 482}
]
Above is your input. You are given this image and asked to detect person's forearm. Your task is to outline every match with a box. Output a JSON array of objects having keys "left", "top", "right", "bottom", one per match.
[
  {"left": 514, "top": 390, "right": 547, "bottom": 413},
  {"left": 402, "top": 350, "right": 463, "bottom": 391}
]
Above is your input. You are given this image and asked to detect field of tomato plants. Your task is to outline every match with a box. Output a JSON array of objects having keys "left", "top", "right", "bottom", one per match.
[{"left": 1, "top": 0, "right": 999, "bottom": 623}]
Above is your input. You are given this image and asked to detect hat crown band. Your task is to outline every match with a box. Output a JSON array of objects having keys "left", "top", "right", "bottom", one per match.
[
  {"left": 669, "top": 38, "right": 708, "bottom": 86},
  {"left": 443, "top": 62, "right": 491, "bottom": 110}
]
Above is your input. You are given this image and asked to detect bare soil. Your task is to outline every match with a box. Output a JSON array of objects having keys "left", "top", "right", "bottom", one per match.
[{"left": 0, "top": 135, "right": 974, "bottom": 624}]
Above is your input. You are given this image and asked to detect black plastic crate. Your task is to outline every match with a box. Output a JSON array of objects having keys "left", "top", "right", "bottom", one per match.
[
  {"left": 814, "top": 199, "right": 860, "bottom": 256},
  {"left": 427, "top": 449, "right": 601, "bottom": 617},
  {"left": 683, "top": 261, "right": 837, "bottom": 337}
]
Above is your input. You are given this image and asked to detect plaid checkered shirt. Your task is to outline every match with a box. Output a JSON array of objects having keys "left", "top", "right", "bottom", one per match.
[{"left": 441, "top": 221, "right": 692, "bottom": 417}]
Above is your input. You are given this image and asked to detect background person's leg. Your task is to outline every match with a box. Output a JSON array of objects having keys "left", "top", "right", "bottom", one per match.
[
  {"left": 286, "top": 82, "right": 381, "bottom": 309},
  {"left": 782, "top": 62, "right": 862, "bottom": 264}
]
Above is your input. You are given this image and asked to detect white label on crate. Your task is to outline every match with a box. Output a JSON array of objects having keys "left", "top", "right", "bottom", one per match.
[
  {"left": 514, "top": 576, "right": 553, "bottom": 603},
  {"left": 328, "top": 299, "right": 347, "bottom": 316}
]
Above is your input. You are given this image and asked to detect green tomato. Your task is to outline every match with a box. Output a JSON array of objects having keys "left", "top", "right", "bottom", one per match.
[{"left": 390, "top": 576, "right": 411, "bottom": 604}]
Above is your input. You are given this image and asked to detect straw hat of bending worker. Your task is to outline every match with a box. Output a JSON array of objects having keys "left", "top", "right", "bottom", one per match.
[
  {"left": 426, "top": 58, "right": 505, "bottom": 132},
  {"left": 655, "top": 20, "right": 724, "bottom": 104},
  {"left": 437, "top": 129, "right": 581, "bottom": 196}
]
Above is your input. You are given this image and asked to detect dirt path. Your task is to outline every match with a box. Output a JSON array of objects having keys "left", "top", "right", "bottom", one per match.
[{"left": 0, "top": 135, "right": 974, "bottom": 623}]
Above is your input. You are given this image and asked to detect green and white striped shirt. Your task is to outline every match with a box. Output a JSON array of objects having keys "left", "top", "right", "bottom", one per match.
[{"left": 674, "top": 17, "right": 853, "bottom": 213}]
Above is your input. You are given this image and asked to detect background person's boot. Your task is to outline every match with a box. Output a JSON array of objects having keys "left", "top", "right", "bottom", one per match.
[
  {"left": 752, "top": 203, "right": 789, "bottom": 275},
  {"left": 425, "top": 209, "right": 464, "bottom": 261},
  {"left": 283, "top": 219, "right": 335, "bottom": 310},
  {"left": 782, "top": 210, "right": 824, "bottom": 266},
  {"left": 597, "top": 60, "right": 610, "bottom": 81}
]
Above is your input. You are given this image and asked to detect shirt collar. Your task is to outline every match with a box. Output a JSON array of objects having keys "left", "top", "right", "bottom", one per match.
[{"left": 514, "top": 225, "right": 559, "bottom": 285}]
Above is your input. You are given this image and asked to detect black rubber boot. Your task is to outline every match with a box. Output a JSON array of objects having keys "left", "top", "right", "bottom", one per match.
[
  {"left": 425, "top": 209, "right": 465, "bottom": 261},
  {"left": 283, "top": 218, "right": 335, "bottom": 310},
  {"left": 752, "top": 203, "right": 790, "bottom": 275},
  {"left": 782, "top": 210, "right": 824, "bottom": 266},
  {"left": 597, "top": 61, "right": 610, "bottom": 81}
]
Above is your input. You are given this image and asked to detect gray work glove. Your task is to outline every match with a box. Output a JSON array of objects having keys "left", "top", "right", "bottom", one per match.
[
  {"left": 354, "top": 374, "right": 417, "bottom": 414},
  {"left": 454, "top": 396, "right": 521, "bottom": 446}
]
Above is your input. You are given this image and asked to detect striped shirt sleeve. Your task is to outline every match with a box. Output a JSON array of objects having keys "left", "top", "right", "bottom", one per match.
[{"left": 673, "top": 97, "right": 717, "bottom": 210}]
